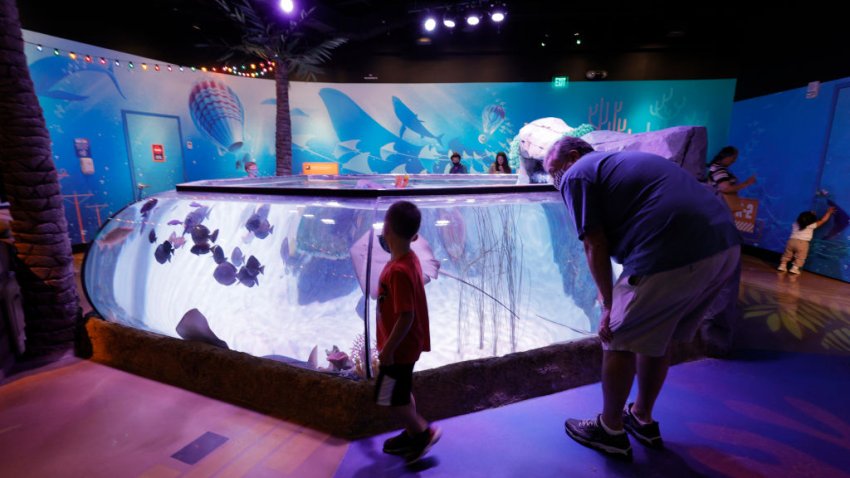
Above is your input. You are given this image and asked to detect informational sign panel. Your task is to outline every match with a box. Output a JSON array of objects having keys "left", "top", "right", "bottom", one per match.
[
  {"left": 734, "top": 198, "right": 759, "bottom": 233},
  {"left": 302, "top": 162, "right": 339, "bottom": 175}
]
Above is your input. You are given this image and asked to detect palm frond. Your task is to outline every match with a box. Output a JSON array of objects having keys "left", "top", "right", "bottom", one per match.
[{"left": 209, "top": 0, "right": 346, "bottom": 81}]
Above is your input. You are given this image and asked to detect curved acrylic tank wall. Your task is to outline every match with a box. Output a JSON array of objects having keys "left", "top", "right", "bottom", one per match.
[{"left": 83, "top": 175, "right": 603, "bottom": 378}]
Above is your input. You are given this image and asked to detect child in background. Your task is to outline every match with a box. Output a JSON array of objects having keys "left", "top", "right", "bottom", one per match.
[
  {"left": 244, "top": 161, "right": 258, "bottom": 178},
  {"left": 778, "top": 207, "right": 835, "bottom": 274},
  {"left": 375, "top": 200, "right": 440, "bottom": 463}
]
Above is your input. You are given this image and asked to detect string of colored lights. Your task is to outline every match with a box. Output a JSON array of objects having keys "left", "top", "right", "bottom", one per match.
[{"left": 23, "top": 40, "right": 275, "bottom": 78}]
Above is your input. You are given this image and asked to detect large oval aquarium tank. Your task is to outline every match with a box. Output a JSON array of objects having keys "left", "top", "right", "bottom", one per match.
[{"left": 83, "top": 174, "right": 605, "bottom": 379}]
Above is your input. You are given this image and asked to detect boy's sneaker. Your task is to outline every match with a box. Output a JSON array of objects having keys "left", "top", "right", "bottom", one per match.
[
  {"left": 564, "top": 415, "right": 632, "bottom": 459},
  {"left": 404, "top": 426, "right": 441, "bottom": 464},
  {"left": 383, "top": 430, "right": 416, "bottom": 455},
  {"left": 777, "top": 264, "right": 787, "bottom": 272},
  {"left": 789, "top": 265, "right": 801, "bottom": 275},
  {"left": 623, "top": 403, "right": 664, "bottom": 449}
]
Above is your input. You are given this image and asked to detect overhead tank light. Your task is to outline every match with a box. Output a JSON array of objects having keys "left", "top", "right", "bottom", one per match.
[{"left": 279, "top": 0, "right": 294, "bottom": 13}]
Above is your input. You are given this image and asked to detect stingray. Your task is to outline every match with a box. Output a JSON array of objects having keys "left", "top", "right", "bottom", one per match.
[
  {"left": 824, "top": 200, "right": 849, "bottom": 240},
  {"left": 175, "top": 308, "right": 229, "bottom": 349},
  {"left": 349, "top": 231, "right": 441, "bottom": 300},
  {"left": 263, "top": 345, "right": 319, "bottom": 369}
]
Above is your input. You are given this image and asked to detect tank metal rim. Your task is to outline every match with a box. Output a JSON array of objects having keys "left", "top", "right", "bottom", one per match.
[{"left": 175, "top": 182, "right": 557, "bottom": 197}]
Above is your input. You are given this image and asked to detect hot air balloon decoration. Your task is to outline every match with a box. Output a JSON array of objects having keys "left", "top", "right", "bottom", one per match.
[
  {"left": 479, "top": 104, "right": 506, "bottom": 144},
  {"left": 188, "top": 80, "right": 245, "bottom": 152}
]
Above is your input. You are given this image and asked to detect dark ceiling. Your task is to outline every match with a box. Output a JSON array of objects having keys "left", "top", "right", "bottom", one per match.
[{"left": 16, "top": 1, "right": 850, "bottom": 98}]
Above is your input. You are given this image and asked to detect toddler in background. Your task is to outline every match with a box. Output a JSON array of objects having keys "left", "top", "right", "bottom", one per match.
[{"left": 778, "top": 207, "right": 835, "bottom": 274}]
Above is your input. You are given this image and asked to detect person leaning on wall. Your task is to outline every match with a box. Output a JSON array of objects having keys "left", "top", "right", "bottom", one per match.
[{"left": 706, "top": 146, "right": 756, "bottom": 213}]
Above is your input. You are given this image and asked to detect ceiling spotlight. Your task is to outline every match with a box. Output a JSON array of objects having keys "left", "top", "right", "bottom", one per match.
[
  {"left": 279, "top": 0, "right": 294, "bottom": 14},
  {"left": 466, "top": 13, "right": 480, "bottom": 26},
  {"left": 424, "top": 17, "right": 437, "bottom": 32},
  {"left": 443, "top": 15, "right": 456, "bottom": 28},
  {"left": 491, "top": 11, "right": 506, "bottom": 22}
]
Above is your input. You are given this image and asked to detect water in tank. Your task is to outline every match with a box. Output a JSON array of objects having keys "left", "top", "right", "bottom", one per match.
[{"left": 83, "top": 175, "right": 605, "bottom": 379}]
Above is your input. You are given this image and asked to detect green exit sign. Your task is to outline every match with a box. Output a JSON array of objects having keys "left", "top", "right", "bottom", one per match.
[{"left": 552, "top": 76, "right": 569, "bottom": 88}]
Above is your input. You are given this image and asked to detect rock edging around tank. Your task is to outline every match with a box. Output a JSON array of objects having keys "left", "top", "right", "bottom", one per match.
[{"left": 80, "top": 316, "right": 706, "bottom": 439}]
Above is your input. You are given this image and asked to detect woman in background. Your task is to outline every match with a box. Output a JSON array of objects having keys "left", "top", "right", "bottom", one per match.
[
  {"left": 488, "top": 152, "right": 512, "bottom": 174},
  {"left": 707, "top": 146, "right": 756, "bottom": 213}
]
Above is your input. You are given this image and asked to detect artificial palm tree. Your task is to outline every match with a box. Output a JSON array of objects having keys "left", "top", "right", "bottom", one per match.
[
  {"left": 0, "top": 0, "right": 80, "bottom": 355},
  {"left": 213, "top": 0, "right": 346, "bottom": 175}
]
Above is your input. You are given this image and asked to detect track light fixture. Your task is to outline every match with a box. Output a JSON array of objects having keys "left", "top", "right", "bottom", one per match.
[
  {"left": 424, "top": 16, "right": 437, "bottom": 32},
  {"left": 411, "top": 1, "right": 507, "bottom": 33},
  {"left": 443, "top": 13, "right": 457, "bottom": 28}
]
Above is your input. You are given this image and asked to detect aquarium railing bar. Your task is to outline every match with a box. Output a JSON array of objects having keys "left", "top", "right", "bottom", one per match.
[
  {"left": 363, "top": 208, "right": 376, "bottom": 380},
  {"left": 175, "top": 183, "right": 556, "bottom": 197}
]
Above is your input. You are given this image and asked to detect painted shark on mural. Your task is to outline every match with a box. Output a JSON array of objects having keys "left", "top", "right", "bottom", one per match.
[
  {"left": 28, "top": 56, "right": 127, "bottom": 101},
  {"left": 391, "top": 96, "right": 444, "bottom": 145}
]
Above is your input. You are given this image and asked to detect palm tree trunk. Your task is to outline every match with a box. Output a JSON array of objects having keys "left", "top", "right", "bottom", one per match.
[
  {"left": 0, "top": 0, "right": 80, "bottom": 355},
  {"left": 275, "top": 61, "right": 293, "bottom": 176}
]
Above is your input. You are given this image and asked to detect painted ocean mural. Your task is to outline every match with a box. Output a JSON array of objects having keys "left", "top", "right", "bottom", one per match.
[
  {"left": 288, "top": 81, "right": 736, "bottom": 176},
  {"left": 25, "top": 29, "right": 735, "bottom": 245},
  {"left": 23, "top": 30, "right": 277, "bottom": 245}
]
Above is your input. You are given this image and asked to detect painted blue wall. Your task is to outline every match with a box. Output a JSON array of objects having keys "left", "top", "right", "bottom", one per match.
[
  {"left": 24, "top": 30, "right": 736, "bottom": 245},
  {"left": 729, "top": 79, "right": 850, "bottom": 281},
  {"left": 23, "top": 30, "right": 277, "bottom": 244},
  {"left": 289, "top": 80, "right": 736, "bottom": 175}
]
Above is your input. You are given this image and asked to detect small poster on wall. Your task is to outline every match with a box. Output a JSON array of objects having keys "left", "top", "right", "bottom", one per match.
[
  {"left": 152, "top": 144, "right": 165, "bottom": 162},
  {"left": 74, "top": 138, "right": 95, "bottom": 175},
  {"left": 734, "top": 198, "right": 759, "bottom": 234}
]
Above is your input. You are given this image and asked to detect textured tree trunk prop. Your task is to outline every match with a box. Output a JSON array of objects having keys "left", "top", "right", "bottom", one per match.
[
  {"left": 0, "top": 0, "right": 80, "bottom": 355},
  {"left": 275, "top": 62, "right": 293, "bottom": 176}
]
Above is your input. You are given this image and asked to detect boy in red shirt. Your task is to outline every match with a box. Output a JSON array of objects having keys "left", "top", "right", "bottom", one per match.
[{"left": 374, "top": 200, "right": 441, "bottom": 463}]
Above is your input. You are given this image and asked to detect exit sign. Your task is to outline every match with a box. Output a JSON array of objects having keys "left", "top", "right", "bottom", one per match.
[{"left": 553, "top": 76, "right": 569, "bottom": 88}]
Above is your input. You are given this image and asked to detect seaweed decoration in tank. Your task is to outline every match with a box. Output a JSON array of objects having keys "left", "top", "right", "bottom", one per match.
[{"left": 442, "top": 205, "right": 525, "bottom": 358}]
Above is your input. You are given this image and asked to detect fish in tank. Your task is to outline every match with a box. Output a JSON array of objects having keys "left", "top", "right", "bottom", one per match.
[{"left": 83, "top": 175, "right": 607, "bottom": 379}]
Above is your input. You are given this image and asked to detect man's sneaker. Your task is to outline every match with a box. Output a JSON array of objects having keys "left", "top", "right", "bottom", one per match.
[
  {"left": 777, "top": 264, "right": 787, "bottom": 272},
  {"left": 789, "top": 265, "right": 801, "bottom": 275},
  {"left": 564, "top": 415, "right": 632, "bottom": 459},
  {"left": 623, "top": 403, "right": 664, "bottom": 449},
  {"left": 383, "top": 430, "right": 416, "bottom": 455},
  {"left": 404, "top": 426, "right": 441, "bottom": 464}
]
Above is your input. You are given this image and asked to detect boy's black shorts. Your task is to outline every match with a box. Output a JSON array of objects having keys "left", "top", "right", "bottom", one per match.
[{"left": 374, "top": 363, "right": 415, "bottom": 406}]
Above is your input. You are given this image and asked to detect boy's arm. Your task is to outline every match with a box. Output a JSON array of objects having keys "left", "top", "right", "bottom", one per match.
[
  {"left": 378, "top": 312, "right": 414, "bottom": 366},
  {"left": 816, "top": 207, "right": 837, "bottom": 227}
]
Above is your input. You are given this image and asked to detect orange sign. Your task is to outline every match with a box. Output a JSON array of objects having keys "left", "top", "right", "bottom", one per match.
[
  {"left": 734, "top": 198, "right": 759, "bottom": 233},
  {"left": 302, "top": 162, "right": 339, "bottom": 175}
]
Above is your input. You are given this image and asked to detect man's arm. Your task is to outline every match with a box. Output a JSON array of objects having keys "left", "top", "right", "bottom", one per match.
[
  {"left": 379, "top": 312, "right": 414, "bottom": 365},
  {"left": 583, "top": 228, "right": 614, "bottom": 342}
]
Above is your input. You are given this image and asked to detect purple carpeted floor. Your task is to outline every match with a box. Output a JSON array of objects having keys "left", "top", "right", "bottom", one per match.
[
  {"left": 335, "top": 351, "right": 850, "bottom": 477},
  {"left": 2, "top": 255, "right": 849, "bottom": 477}
]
